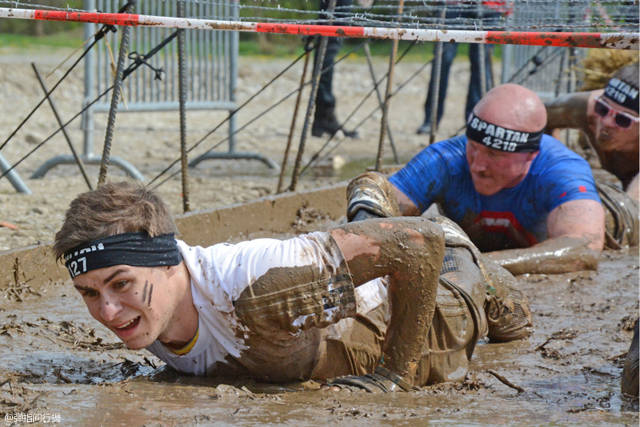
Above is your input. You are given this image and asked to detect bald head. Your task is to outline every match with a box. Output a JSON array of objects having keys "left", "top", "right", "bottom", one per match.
[{"left": 474, "top": 84, "right": 547, "bottom": 132}]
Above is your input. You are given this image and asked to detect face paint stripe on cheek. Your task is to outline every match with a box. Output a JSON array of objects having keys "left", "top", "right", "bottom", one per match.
[
  {"left": 142, "top": 280, "right": 148, "bottom": 303},
  {"left": 148, "top": 283, "right": 153, "bottom": 307}
]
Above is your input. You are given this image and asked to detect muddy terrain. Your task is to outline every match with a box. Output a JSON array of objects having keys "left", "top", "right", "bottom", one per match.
[
  {"left": 0, "top": 232, "right": 637, "bottom": 425},
  {"left": 0, "top": 46, "right": 638, "bottom": 425}
]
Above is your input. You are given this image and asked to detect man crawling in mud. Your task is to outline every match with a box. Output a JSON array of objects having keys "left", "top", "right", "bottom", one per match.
[
  {"left": 345, "top": 82, "right": 638, "bottom": 394},
  {"left": 52, "top": 181, "right": 530, "bottom": 392},
  {"left": 353, "top": 83, "right": 637, "bottom": 276}
]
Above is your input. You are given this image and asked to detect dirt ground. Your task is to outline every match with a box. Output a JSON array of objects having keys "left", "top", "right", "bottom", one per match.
[
  {"left": 0, "top": 46, "right": 638, "bottom": 425},
  {"left": 0, "top": 44, "right": 464, "bottom": 252}
]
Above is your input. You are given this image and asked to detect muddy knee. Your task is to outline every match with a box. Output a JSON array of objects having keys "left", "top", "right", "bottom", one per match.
[
  {"left": 598, "top": 182, "right": 639, "bottom": 248},
  {"left": 335, "top": 217, "right": 445, "bottom": 285},
  {"left": 482, "top": 257, "right": 533, "bottom": 342}
]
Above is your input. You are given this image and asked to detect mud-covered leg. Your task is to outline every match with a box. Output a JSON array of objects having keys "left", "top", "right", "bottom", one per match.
[{"left": 330, "top": 217, "right": 445, "bottom": 385}]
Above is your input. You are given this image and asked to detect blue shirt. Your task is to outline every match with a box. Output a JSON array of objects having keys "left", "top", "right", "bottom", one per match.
[{"left": 390, "top": 135, "right": 601, "bottom": 251}]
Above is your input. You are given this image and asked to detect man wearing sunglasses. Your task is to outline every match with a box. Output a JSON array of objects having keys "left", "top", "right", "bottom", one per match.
[{"left": 546, "top": 63, "right": 639, "bottom": 200}]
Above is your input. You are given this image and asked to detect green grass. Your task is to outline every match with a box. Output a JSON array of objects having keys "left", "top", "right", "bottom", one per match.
[
  {"left": 240, "top": 37, "right": 503, "bottom": 63},
  {"left": 1, "top": 30, "right": 501, "bottom": 62},
  {"left": 0, "top": 29, "right": 84, "bottom": 49}
]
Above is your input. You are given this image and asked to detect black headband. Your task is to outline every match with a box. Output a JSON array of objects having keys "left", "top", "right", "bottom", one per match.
[
  {"left": 466, "top": 112, "right": 543, "bottom": 153},
  {"left": 603, "top": 77, "right": 639, "bottom": 113},
  {"left": 63, "top": 232, "right": 182, "bottom": 279}
]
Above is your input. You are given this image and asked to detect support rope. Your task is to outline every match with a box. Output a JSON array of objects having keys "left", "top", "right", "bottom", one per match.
[{"left": 0, "top": 30, "right": 179, "bottom": 183}]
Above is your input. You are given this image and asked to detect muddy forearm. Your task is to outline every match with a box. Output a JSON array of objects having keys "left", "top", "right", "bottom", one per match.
[
  {"left": 545, "top": 92, "right": 590, "bottom": 132},
  {"left": 331, "top": 218, "right": 445, "bottom": 382},
  {"left": 484, "top": 237, "right": 599, "bottom": 275}
]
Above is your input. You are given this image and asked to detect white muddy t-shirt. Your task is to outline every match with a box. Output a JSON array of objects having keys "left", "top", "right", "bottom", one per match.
[{"left": 146, "top": 233, "right": 386, "bottom": 376}]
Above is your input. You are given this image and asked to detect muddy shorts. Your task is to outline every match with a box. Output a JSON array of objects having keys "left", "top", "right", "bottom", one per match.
[
  {"left": 232, "top": 231, "right": 357, "bottom": 382},
  {"left": 414, "top": 245, "right": 488, "bottom": 385},
  {"left": 596, "top": 181, "right": 639, "bottom": 248}
]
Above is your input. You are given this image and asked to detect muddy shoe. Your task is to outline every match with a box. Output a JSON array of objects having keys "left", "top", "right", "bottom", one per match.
[
  {"left": 327, "top": 367, "right": 415, "bottom": 393},
  {"left": 312, "top": 110, "right": 359, "bottom": 139},
  {"left": 485, "top": 284, "right": 533, "bottom": 343},
  {"left": 622, "top": 319, "right": 639, "bottom": 398},
  {"left": 416, "top": 121, "right": 432, "bottom": 135}
]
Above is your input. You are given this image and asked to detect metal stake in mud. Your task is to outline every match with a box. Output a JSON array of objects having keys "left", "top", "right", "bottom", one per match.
[
  {"left": 277, "top": 42, "right": 312, "bottom": 194},
  {"left": 375, "top": 0, "right": 404, "bottom": 171},
  {"left": 97, "top": 0, "right": 136, "bottom": 187},
  {"left": 429, "top": 6, "right": 446, "bottom": 145},
  {"left": 177, "top": 0, "right": 190, "bottom": 213},
  {"left": 363, "top": 42, "right": 398, "bottom": 163},
  {"left": 289, "top": 0, "right": 337, "bottom": 192},
  {"left": 31, "top": 63, "right": 93, "bottom": 190}
]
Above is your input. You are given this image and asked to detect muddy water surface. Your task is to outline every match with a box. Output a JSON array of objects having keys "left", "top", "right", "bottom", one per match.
[{"left": 1, "top": 244, "right": 638, "bottom": 426}]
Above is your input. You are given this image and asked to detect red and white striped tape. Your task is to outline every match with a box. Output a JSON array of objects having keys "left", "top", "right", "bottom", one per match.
[{"left": 1, "top": 7, "right": 637, "bottom": 49}]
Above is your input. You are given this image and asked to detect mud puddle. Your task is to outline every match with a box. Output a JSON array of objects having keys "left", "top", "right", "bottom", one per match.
[{"left": 0, "top": 245, "right": 638, "bottom": 425}]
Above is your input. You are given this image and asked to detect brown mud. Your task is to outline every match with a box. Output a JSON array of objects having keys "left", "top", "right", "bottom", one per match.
[
  {"left": 0, "top": 48, "right": 637, "bottom": 425},
  {"left": 1, "top": 225, "right": 638, "bottom": 425}
]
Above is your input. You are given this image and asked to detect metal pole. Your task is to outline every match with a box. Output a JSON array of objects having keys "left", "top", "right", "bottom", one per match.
[
  {"left": 0, "top": 155, "right": 30, "bottom": 194},
  {"left": 477, "top": 0, "right": 487, "bottom": 97},
  {"left": 429, "top": 6, "right": 446, "bottom": 145},
  {"left": 228, "top": 0, "right": 239, "bottom": 155},
  {"left": 289, "top": 0, "right": 337, "bottom": 192},
  {"left": 32, "top": 63, "right": 93, "bottom": 190},
  {"left": 177, "top": 0, "right": 190, "bottom": 212},
  {"left": 364, "top": 42, "right": 398, "bottom": 163},
  {"left": 375, "top": 0, "right": 404, "bottom": 171},
  {"left": 83, "top": 0, "right": 96, "bottom": 158},
  {"left": 554, "top": 48, "right": 567, "bottom": 98},
  {"left": 97, "top": 0, "right": 135, "bottom": 186},
  {"left": 277, "top": 47, "right": 311, "bottom": 194}
]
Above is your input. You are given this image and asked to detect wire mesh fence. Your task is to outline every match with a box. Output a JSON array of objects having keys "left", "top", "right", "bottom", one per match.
[{"left": 1, "top": 0, "right": 638, "bottom": 31}]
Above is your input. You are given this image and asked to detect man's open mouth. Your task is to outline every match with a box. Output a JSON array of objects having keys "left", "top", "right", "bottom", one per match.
[{"left": 115, "top": 316, "right": 141, "bottom": 331}]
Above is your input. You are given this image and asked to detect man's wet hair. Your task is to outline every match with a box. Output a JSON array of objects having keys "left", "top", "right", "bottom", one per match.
[
  {"left": 54, "top": 181, "right": 178, "bottom": 262},
  {"left": 612, "top": 62, "right": 639, "bottom": 90}
]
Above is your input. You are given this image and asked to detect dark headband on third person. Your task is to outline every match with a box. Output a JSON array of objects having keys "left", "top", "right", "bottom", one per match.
[
  {"left": 63, "top": 232, "right": 182, "bottom": 279},
  {"left": 466, "top": 112, "right": 543, "bottom": 153},
  {"left": 603, "top": 77, "right": 639, "bottom": 113}
]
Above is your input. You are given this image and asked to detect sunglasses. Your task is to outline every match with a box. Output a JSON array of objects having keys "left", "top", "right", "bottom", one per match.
[{"left": 594, "top": 96, "right": 640, "bottom": 129}]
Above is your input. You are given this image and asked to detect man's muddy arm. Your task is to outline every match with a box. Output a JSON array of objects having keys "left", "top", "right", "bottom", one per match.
[
  {"left": 544, "top": 91, "right": 591, "bottom": 132},
  {"left": 330, "top": 218, "right": 444, "bottom": 385},
  {"left": 484, "top": 236, "right": 599, "bottom": 275},
  {"left": 485, "top": 199, "right": 605, "bottom": 275},
  {"left": 393, "top": 186, "right": 422, "bottom": 216}
]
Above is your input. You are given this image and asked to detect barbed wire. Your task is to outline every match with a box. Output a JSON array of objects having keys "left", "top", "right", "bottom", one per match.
[{"left": 1, "top": 0, "right": 638, "bottom": 32}]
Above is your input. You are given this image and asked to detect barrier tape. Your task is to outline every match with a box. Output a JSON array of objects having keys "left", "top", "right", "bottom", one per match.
[{"left": 0, "top": 7, "right": 637, "bottom": 49}]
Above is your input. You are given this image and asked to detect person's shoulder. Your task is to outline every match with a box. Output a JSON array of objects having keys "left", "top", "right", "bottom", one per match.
[
  {"left": 538, "top": 135, "right": 588, "bottom": 162},
  {"left": 532, "top": 136, "right": 594, "bottom": 181},
  {"left": 434, "top": 134, "right": 467, "bottom": 148},
  {"left": 427, "top": 135, "right": 467, "bottom": 157},
  {"left": 406, "top": 136, "right": 467, "bottom": 171}
]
